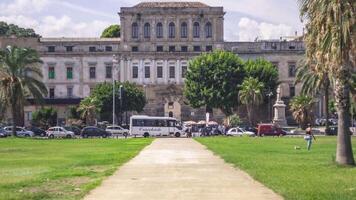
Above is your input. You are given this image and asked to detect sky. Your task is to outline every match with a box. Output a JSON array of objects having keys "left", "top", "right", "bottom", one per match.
[{"left": 0, "top": 0, "right": 304, "bottom": 41}]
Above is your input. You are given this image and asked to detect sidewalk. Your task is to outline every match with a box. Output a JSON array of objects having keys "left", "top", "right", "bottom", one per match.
[{"left": 84, "top": 138, "right": 283, "bottom": 200}]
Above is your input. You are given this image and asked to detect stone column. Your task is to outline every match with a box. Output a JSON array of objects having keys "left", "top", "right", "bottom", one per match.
[{"left": 273, "top": 86, "right": 287, "bottom": 126}]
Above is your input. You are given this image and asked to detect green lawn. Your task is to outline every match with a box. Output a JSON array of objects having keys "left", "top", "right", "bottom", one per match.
[
  {"left": 0, "top": 138, "right": 153, "bottom": 200},
  {"left": 196, "top": 136, "right": 356, "bottom": 200}
]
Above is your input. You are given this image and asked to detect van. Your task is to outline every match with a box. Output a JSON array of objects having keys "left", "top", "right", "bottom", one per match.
[{"left": 257, "top": 124, "right": 286, "bottom": 136}]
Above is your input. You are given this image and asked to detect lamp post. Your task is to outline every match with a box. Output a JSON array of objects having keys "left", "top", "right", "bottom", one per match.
[
  {"left": 112, "top": 54, "right": 119, "bottom": 125},
  {"left": 266, "top": 91, "right": 273, "bottom": 122}
]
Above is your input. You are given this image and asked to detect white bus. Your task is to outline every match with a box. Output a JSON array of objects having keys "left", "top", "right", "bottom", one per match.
[{"left": 130, "top": 115, "right": 183, "bottom": 137}]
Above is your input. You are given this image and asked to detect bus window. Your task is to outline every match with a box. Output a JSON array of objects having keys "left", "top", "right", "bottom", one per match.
[{"left": 168, "top": 120, "right": 176, "bottom": 127}]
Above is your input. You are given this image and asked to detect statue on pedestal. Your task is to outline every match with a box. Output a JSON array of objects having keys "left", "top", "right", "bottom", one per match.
[{"left": 273, "top": 86, "right": 287, "bottom": 126}]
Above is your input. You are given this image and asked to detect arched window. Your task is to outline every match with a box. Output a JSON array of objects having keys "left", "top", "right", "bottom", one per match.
[
  {"left": 169, "top": 111, "right": 173, "bottom": 117},
  {"left": 144, "top": 23, "right": 150, "bottom": 38},
  {"left": 181, "top": 22, "right": 187, "bottom": 38},
  {"left": 168, "top": 22, "right": 175, "bottom": 38},
  {"left": 205, "top": 22, "right": 212, "bottom": 38},
  {"left": 132, "top": 22, "right": 138, "bottom": 38},
  {"left": 193, "top": 22, "right": 200, "bottom": 38},
  {"left": 156, "top": 23, "right": 163, "bottom": 38}
]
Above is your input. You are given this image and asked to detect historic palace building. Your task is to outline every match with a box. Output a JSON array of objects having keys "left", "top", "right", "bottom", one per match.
[{"left": 1, "top": 2, "right": 308, "bottom": 125}]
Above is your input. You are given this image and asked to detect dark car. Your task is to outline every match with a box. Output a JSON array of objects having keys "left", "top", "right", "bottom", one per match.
[
  {"left": 27, "top": 126, "right": 46, "bottom": 137},
  {"left": 328, "top": 126, "right": 353, "bottom": 136},
  {"left": 81, "top": 126, "right": 110, "bottom": 138},
  {"left": 64, "top": 126, "right": 81, "bottom": 135}
]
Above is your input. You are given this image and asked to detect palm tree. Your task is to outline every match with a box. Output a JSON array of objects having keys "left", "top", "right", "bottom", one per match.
[
  {"left": 0, "top": 46, "right": 47, "bottom": 136},
  {"left": 77, "top": 97, "right": 100, "bottom": 126},
  {"left": 289, "top": 95, "right": 314, "bottom": 130},
  {"left": 299, "top": 0, "right": 355, "bottom": 165},
  {"left": 239, "top": 77, "right": 264, "bottom": 126},
  {"left": 295, "top": 61, "right": 332, "bottom": 134}
]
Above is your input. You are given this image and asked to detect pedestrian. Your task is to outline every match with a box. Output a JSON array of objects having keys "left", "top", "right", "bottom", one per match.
[{"left": 304, "top": 124, "right": 316, "bottom": 150}]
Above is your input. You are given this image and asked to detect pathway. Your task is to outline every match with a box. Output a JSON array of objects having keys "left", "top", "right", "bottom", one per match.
[{"left": 84, "top": 138, "right": 282, "bottom": 200}]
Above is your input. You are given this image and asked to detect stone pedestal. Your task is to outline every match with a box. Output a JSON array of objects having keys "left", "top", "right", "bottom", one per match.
[{"left": 273, "top": 86, "right": 287, "bottom": 127}]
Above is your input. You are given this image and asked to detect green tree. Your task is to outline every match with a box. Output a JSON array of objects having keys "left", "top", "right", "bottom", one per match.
[
  {"left": 289, "top": 95, "right": 314, "bottom": 130},
  {"left": 244, "top": 58, "right": 279, "bottom": 98},
  {"left": 239, "top": 77, "right": 264, "bottom": 126},
  {"left": 184, "top": 50, "right": 245, "bottom": 115},
  {"left": 0, "top": 21, "right": 40, "bottom": 37},
  {"left": 295, "top": 61, "right": 332, "bottom": 134},
  {"left": 78, "top": 97, "right": 100, "bottom": 126},
  {"left": 229, "top": 114, "right": 243, "bottom": 127},
  {"left": 299, "top": 0, "right": 355, "bottom": 165},
  {"left": 67, "top": 106, "right": 81, "bottom": 119},
  {"left": 89, "top": 82, "right": 146, "bottom": 122},
  {"left": 101, "top": 25, "right": 120, "bottom": 38},
  {"left": 0, "top": 46, "right": 47, "bottom": 135},
  {"left": 32, "top": 107, "right": 57, "bottom": 129}
]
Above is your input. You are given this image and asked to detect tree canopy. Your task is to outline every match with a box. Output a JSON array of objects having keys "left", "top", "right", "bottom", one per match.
[
  {"left": 0, "top": 21, "right": 40, "bottom": 37},
  {"left": 184, "top": 50, "right": 245, "bottom": 115},
  {"left": 101, "top": 25, "right": 120, "bottom": 38},
  {"left": 32, "top": 107, "right": 57, "bottom": 129}
]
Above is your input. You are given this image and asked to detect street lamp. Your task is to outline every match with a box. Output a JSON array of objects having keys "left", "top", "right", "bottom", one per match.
[
  {"left": 112, "top": 54, "right": 119, "bottom": 125},
  {"left": 266, "top": 91, "right": 273, "bottom": 122}
]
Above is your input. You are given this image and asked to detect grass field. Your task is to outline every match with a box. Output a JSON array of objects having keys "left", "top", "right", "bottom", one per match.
[
  {"left": 196, "top": 136, "right": 356, "bottom": 200},
  {"left": 0, "top": 138, "right": 153, "bottom": 200}
]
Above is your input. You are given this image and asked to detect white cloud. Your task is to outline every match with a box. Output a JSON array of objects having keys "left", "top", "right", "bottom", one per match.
[
  {"left": 236, "top": 17, "right": 294, "bottom": 41},
  {"left": 0, "top": 0, "right": 49, "bottom": 15}
]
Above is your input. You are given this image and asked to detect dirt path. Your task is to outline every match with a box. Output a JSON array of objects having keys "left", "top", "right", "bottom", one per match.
[{"left": 84, "top": 138, "right": 283, "bottom": 200}]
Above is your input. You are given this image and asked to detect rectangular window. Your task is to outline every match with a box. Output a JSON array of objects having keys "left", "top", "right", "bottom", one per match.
[
  {"left": 288, "top": 63, "right": 296, "bottom": 77},
  {"left": 132, "top": 46, "right": 138, "bottom": 52},
  {"left": 132, "top": 66, "right": 138, "bottom": 78},
  {"left": 105, "top": 65, "right": 112, "bottom": 79},
  {"left": 48, "top": 46, "right": 55, "bottom": 52},
  {"left": 169, "top": 46, "right": 175, "bottom": 52},
  {"left": 157, "top": 66, "right": 163, "bottom": 78},
  {"left": 182, "top": 65, "right": 187, "bottom": 78},
  {"left": 66, "top": 67, "right": 73, "bottom": 79},
  {"left": 49, "top": 88, "right": 55, "bottom": 98},
  {"left": 67, "top": 87, "right": 73, "bottom": 98},
  {"left": 65, "top": 46, "right": 73, "bottom": 52},
  {"left": 157, "top": 46, "right": 163, "bottom": 52},
  {"left": 105, "top": 46, "right": 112, "bottom": 52},
  {"left": 289, "top": 84, "right": 295, "bottom": 97},
  {"left": 89, "top": 46, "right": 96, "bottom": 52},
  {"left": 169, "top": 66, "right": 175, "bottom": 78},
  {"left": 89, "top": 67, "right": 96, "bottom": 79},
  {"left": 145, "top": 66, "right": 150, "bottom": 78},
  {"left": 48, "top": 67, "right": 55, "bottom": 79},
  {"left": 206, "top": 45, "right": 213, "bottom": 52},
  {"left": 193, "top": 46, "right": 201, "bottom": 52},
  {"left": 181, "top": 46, "right": 188, "bottom": 52}
]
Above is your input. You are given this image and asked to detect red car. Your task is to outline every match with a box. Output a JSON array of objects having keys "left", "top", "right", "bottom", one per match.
[{"left": 257, "top": 124, "right": 286, "bottom": 136}]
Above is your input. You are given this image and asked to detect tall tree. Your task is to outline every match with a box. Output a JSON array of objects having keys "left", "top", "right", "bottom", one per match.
[
  {"left": 0, "top": 46, "right": 47, "bottom": 135},
  {"left": 289, "top": 95, "right": 314, "bottom": 130},
  {"left": 184, "top": 50, "right": 245, "bottom": 115},
  {"left": 295, "top": 61, "right": 332, "bottom": 134},
  {"left": 78, "top": 97, "right": 100, "bottom": 126},
  {"left": 239, "top": 77, "right": 264, "bottom": 126},
  {"left": 101, "top": 25, "right": 121, "bottom": 38},
  {"left": 0, "top": 21, "right": 40, "bottom": 37},
  {"left": 299, "top": 0, "right": 355, "bottom": 165}
]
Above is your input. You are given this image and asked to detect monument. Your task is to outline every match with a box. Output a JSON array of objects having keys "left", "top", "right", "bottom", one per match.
[{"left": 273, "top": 86, "right": 288, "bottom": 126}]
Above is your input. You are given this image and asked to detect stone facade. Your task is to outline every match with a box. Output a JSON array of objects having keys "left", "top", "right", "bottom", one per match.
[{"left": 1, "top": 2, "right": 315, "bottom": 125}]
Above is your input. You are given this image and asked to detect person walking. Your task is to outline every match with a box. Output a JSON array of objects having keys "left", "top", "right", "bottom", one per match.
[{"left": 304, "top": 124, "right": 316, "bottom": 150}]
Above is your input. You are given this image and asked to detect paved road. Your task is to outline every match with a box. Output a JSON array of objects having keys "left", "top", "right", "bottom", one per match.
[{"left": 84, "top": 138, "right": 283, "bottom": 200}]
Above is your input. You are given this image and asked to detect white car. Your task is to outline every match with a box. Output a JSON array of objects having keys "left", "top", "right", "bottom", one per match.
[
  {"left": 227, "top": 127, "right": 255, "bottom": 137},
  {"left": 105, "top": 125, "right": 129, "bottom": 135},
  {"left": 4, "top": 126, "right": 34, "bottom": 137},
  {"left": 47, "top": 126, "right": 75, "bottom": 139}
]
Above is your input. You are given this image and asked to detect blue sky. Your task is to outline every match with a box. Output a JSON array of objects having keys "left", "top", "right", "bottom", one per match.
[{"left": 0, "top": 0, "right": 304, "bottom": 41}]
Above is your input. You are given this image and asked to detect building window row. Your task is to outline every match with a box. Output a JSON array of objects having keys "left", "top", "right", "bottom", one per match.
[
  {"left": 48, "top": 65, "right": 115, "bottom": 80},
  {"left": 132, "top": 22, "right": 213, "bottom": 39},
  {"left": 132, "top": 45, "right": 213, "bottom": 52},
  {"left": 47, "top": 45, "right": 113, "bottom": 53},
  {"left": 131, "top": 63, "right": 188, "bottom": 79}
]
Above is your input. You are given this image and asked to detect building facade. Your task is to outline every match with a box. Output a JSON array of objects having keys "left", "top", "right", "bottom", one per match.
[{"left": 1, "top": 2, "right": 310, "bottom": 125}]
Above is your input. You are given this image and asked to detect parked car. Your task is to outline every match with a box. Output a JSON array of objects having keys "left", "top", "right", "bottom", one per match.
[
  {"left": 239, "top": 125, "right": 257, "bottom": 134},
  {"left": 105, "top": 125, "right": 129, "bottom": 135},
  {"left": 64, "top": 126, "right": 81, "bottom": 135},
  {"left": 27, "top": 126, "right": 47, "bottom": 137},
  {"left": 257, "top": 124, "right": 286, "bottom": 136},
  {"left": 81, "top": 126, "right": 110, "bottom": 138},
  {"left": 227, "top": 127, "right": 255, "bottom": 137},
  {"left": 328, "top": 126, "right": 354, "bottom": 136},
  {"left": 4, "top": 126, "right": 34, "bottom": 137},
  {"left": 46, "top": 126, "right": 75, "bottom": 139},
  {"left": 0, "top": 127, "right": 7, "bottom": 138}
]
